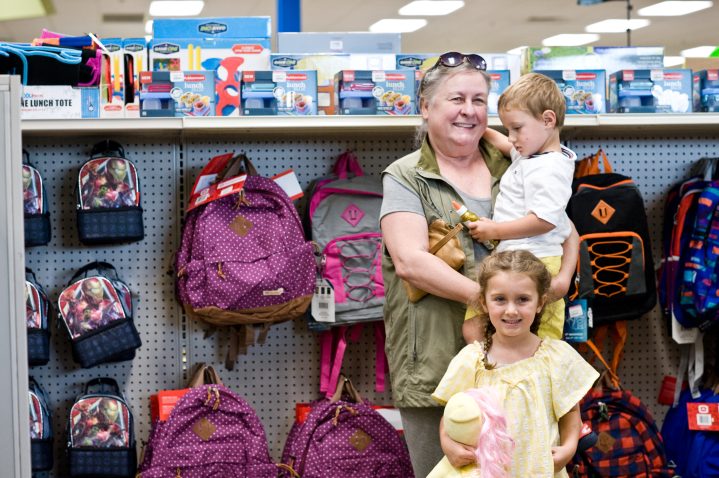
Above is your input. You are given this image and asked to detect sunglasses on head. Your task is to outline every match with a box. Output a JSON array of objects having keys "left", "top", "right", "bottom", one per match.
[{"left": 431, "top": 52, "right": 487, "bottom": 71}]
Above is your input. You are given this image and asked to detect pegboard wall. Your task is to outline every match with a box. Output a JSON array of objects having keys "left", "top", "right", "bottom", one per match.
[{"left": 21, "top": 129, "right": 717, "bottom": 476}]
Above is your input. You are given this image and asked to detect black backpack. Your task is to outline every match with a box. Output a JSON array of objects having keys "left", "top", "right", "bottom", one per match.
[
  {"left": 567, "top": 149, "right": 657, "bottom": 326},
  {"left": 25, "top": 267, "right": 51, "bottom": 366},
  {"left": 29, "top": 376, "right": 53, "bottom": 472},
  {"left": 22, "top": 149, "right": 51, "bottom": 247}
]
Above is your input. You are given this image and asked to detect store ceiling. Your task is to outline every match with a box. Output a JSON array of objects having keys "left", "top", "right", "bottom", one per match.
[{"left": 0, "top": 0, "right": 716, "bottom": 57}]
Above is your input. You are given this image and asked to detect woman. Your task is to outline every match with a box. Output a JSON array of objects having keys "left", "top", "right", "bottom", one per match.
[{"left": 380, "top": 52, "right": 579, "bottom": 477}]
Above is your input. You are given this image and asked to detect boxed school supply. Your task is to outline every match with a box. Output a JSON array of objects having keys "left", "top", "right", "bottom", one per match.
[
  {"left": 335, "top": 70, "right": 416, "bottom": 115},
  {"left": 277, "top": 31, "right": 400, "bottom": 54},
  {"left": 523, "top": 46, "right": 664, "bottom": 76},
  {"left": 123, "top": 38, "right": 146, "bottom": 118},
  {"left": 99, "top": 38, "right": 125, "bottom": 118},
  {"left": 609, "top": 69, "right": 692, "bottom": 113},
  {"left": 271, "top": 53, "right": 351, "bottom": 115},
  {"left": 693, "top": 69, "right": 719, "bottom": 112},
  {"left": 241, "top": 70, "right": 318, "bottom": 115},
  {"left": 149, "top": 17, "right": 271, "bottom": 116},
  {"left": 139, "top": 70, "right": 216, "bottom": 117},
  {"left": 396, "top": 52, "right": 521, "bottom": 83},
  {"left": 534, "top": 69, "right": 607, "bottom": 114},
  {"left": 21, "top": 85, "right": 100, "bottom": 119}
]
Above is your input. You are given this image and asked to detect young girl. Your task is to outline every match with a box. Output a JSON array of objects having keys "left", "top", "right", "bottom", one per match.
[{"left": 432, "top": 250, "right": 599, "bottom": 477}]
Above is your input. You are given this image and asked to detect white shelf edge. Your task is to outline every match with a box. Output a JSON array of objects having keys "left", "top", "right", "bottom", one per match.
[{"left": 19, "top": 113, "right": 719, "bottom": 135}]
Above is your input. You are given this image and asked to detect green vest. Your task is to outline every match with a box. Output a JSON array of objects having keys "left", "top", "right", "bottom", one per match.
[{"left": 381, "top": 138, "right": 509, "bottom": 407}]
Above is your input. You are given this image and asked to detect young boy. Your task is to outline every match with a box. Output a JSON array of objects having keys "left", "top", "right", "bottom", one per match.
[{"left": 463, "top": 72, "right": 576, "bottom": 343}]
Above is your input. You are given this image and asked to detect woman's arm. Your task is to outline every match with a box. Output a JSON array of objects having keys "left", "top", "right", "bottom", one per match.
[
  {"left": 552, "top": 404, "right": 581, "bottom": 472},
  {"left": 381, "top": 211, "right": 479, "bottom": 304},
  {"left": 439, "top": 417, "right": 477, "bottom": 468}
]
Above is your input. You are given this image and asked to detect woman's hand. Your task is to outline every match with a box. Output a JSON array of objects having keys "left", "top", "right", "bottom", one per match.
[
  {"left": 440, "top": 417, "right": 477, "bottom": 468},
  {"left": 466, "top": 218, "right": 497, "bottom": 242}
]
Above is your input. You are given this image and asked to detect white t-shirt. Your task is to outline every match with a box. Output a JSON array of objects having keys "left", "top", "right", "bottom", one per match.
[{"left": 493, "top": 146, "right": 576, "bottom": 257}]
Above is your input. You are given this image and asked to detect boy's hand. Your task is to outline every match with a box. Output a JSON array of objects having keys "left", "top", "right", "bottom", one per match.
[
  {"left": 467, "top": 218, "right": 497, "bottom": 242},
  {"left": 551, "top": 443, "right": 576, "bottom": 472},
  {"left": 549, "top": 274, "right": 571, "bottom": 303}
]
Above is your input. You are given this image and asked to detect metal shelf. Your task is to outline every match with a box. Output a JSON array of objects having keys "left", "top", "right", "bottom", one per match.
[{"left": 20, "top": 113, "right": 719, "bottom": 137}]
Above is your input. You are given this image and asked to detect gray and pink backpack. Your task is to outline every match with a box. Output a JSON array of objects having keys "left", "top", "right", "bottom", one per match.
[
  {"left": 137, "top": 365, "right": 277, "bottom": 478},
  {"left": 175, "top": 153, "right": 316, "bottom": 369},
  {"left": 279, "top": 375, "right": 414, "bottom": 478}
]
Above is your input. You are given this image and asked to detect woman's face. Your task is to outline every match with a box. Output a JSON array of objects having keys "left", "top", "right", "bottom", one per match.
[{"left": 422, "top": 70, "right": 489, "bottom": 155}]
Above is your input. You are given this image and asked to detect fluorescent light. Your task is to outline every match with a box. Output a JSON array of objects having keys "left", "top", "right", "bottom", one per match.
[
  {"left": 585, "top": 19, "right": 650, "bottom": 32},
  {"left": 638, "top": 1, "right": 712, "bottom": 16},
  {"left": 149, "top": 0, "right": 204, "bottom": 17},
  {"left": 145, "top": 20, "right": 154, "bottom": 35},
  {"left": 680, "top": 45, "right": 718, "bottom": 57},
  {"left": 663, "top": 56, "right": 685, "bottom": 67},
  {"left": 369, "top": 19, "right": 428, "bottom": 33},
  {"left": 542, "top": 34, "right": 599, "bottom": 46},
  {"left": 399, "top": 1, "right": 464, "bottom": 15},
  {"left": 507, "top": 46, "right": 528, "bottom": 56}
]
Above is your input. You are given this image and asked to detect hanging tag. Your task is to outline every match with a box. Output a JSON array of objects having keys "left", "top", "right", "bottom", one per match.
[
  {"left": 687, "top": 403, "right": 719, "bottom": 431},
  {"left": 672, "top": 311, "right": 700, "bottom": 344},
  {"left": 312, "top": 278, "right": 335, "bottom": 323},
  {"left": 563, "top": 298, "right": 589, "bottom": 343}
]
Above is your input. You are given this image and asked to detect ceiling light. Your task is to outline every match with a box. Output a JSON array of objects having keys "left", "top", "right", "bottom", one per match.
[
  {"left": 149, "top": 1, "right": 204, "bottom": 17},
  {"left": 507, "top": 46, "right": 528, "bottom": 56},
  {"left": 680, "top": 45, "right": 718, "bottom": 57},
  {"left": 145, "top": 20, "right": 154, "bottom": 35},
  {"left": 585, "top": 19, "right": 650, "bottom": 32},
  {"left": 638, "top": 1, "right": 712, "bottom": 16},
  {"left": 399, "top": 1, "right": 464, "bottom": 16},
  {"left": 542, "top": 34, "right": 599, "bottom": 46},
  {"left": 663, "top": 56, "right": 685, "bottom": 67},
  {"left": 369, "top": 19, "right": 428, "bottom": 33}
]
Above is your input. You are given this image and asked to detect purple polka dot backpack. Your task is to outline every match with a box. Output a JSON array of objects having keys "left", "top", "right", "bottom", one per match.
[
  {"left": 175, "top": 153, "right": 316, "bottom": 369},
  {"left": 137, "top": 364, "right": 278, "bottom": 478}
]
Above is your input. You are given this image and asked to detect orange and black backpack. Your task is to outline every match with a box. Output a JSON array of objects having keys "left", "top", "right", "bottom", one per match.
[{"left": 566, "top": 148, "right": 657, "bottom": 327}]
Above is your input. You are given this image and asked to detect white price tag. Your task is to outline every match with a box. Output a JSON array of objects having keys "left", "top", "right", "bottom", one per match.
[{"left": 312, "top": 278, "right": 335, "bottom": 323}]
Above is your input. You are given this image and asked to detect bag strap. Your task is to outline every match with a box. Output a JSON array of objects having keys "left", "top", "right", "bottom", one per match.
[
  {"left": 575, "top": 148, "right": 613, "bottom": 178},
  {"left": 429, "top": 223, "right": 464, "bottom": 254},
  {"left": 334, "top": 151, "right": 364, "bottom": 179},
  {"left": 374, "top": 322, "right": 387, "bottom": 393},
  {"left": 330, "top": 374, "right": 363, "bottom": 404},
  {"left": 225, "top": 324, "right": 255, "bottom": 370},
  {"left": 222, "top": 153, "right": 259, "bottom": 180},
  {"left": 187, "top": 363, "right": 224, "bottom": 387},
  {"left": 22, "top": 149, "right": 31, "bottom": 166},
  {"left": 69, "top": 261, "right": 119, "bottom": 285},
  {"left": 84, "top": 377, "right": 122, "bottom": 397},
  {"left": 90, "top": 139, "right": 125, "bottom": 159},
  {"left": 584, "top": 322, "right": 625, "bottom": 389},
  {"left": 25, "top": 267, "right": 38, "bottom": 283}
]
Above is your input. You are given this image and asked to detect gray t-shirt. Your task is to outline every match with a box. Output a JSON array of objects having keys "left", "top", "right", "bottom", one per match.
[{"left": 380, "top": 175, "right": 492, "bottom": 262}]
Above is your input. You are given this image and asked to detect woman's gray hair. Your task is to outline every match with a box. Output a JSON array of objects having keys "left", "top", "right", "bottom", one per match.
[{"left": 414, "top": 63, "right": 491, "bottom": 147}]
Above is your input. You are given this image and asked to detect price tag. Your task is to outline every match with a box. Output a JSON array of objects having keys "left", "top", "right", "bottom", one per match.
[
  {"left": 687, "top": 403, "right": 719, "bottom": 431},
  {"left": 563, "top": 299, "right": 589, "bottom": 343},
  {"left": 312, "top": 278, "right": 335, "bottom": 323}
]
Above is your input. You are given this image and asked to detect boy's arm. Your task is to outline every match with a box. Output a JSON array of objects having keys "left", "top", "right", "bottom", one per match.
[
  {"left": 552, "top": 404, "right": 582, "bottom": 472},
  {"left": 483, "top": 127, "right": 512, "bottom": 157},
  {"left": 550, "top": 221, "right": 579, "bottom": 301},
  {"left": 466, "top": 213, "right": 554, "bottom": 242}
]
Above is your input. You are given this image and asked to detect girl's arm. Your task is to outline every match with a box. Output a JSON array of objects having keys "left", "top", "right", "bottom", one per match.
[
  {"left": 439, "top": 416, "right": 477, "bottom": 468},
  {"left": 483, "top": 127, "right": 512, "bottom": 157},
  {"left": 552, "top": 404, "right": 582, "bottom": 472}
]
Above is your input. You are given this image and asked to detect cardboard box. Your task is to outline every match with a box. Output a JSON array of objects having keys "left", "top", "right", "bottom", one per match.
[
  {"left": 523, "top": 46, "right": 664, "bottom": 76},
  {"left": 241, "top": 70, "right": 318, "bottom": 115},
  {"left": 487, "top": 71, "right": 511, "bottom": 114},
  {"left": 277, "top": 32, "right": 400, "bottom": 54},
  {"left": 21, "top": 86, "right": 100, "bottom": 119},
  {"left": 396, "top": 53, "right": 521, "bottom": 83},
  {"left": 99, "top": 38, "right": 125, "bottom": 118},
  {"left": 123, "top": 38, "right": 147, "bottom": 118},
  {"left": 153, "top": 17, "right": 271, "bottom": 40},
  {"left": 609, "top": 69, "right": 692, "bottom": 113},
  {"left": 270, "top": 54, "right": 351, "bottom": 115},
  {"left": 535, "top": 70, "right": 607, "bottom": 114},
  {"left": 694, "top": 70, "right": 719, "bottom": 112},
  {"left": 139, "top": 70, "right": 216, "bottom": 117},
  {"left": 335, "top": 70, "right": 416, "bottom": 115}
]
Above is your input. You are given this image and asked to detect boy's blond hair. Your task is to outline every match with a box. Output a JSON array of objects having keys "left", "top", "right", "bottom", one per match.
[{"left": 497, "top": 72, "right": 566, "bottom": 127}]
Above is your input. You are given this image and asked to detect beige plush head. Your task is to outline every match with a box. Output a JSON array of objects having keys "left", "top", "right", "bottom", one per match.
[{"left": 444, "top": 392, "right": 483, "bottom": 446}]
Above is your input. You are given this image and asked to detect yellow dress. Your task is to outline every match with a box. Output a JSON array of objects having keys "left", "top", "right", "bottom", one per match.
[{"left": 432, "top": 339, "right": 599, "bottom": 478}]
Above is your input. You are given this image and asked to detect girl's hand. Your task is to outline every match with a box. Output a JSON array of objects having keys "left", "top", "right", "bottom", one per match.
[
  {"left": 441, "top": 436, "right": 477, "bottom": 468},
  {"left": 551, "top": 443, "right": 576, "bottom": 472},
  {"left": 467, "top": 218, "right": 497, "bottom": 242}
]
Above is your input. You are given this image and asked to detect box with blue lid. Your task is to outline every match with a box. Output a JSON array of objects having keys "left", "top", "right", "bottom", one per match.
[
  {"left": 241, "top": 70, "right": 318, "bottom": 116},
  {"left": 534, "top": 69, "right": 606, "bottom": 114},
  {"left": 152, "top": 17, "right": 271, "bottom": 40},
  {"left": 694, "top": 70, "right": 719, "bottom": 112},
  {"left": 609, "top": 69, "right": 692, "bottom": 113},
  {"left": 335, "top": 70, "right": 416, "bottom": 115}
]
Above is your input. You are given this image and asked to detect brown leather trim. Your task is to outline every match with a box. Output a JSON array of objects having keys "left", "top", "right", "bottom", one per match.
[{"left": 186, "top": 295, "right": 312, "bottom": 327}]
